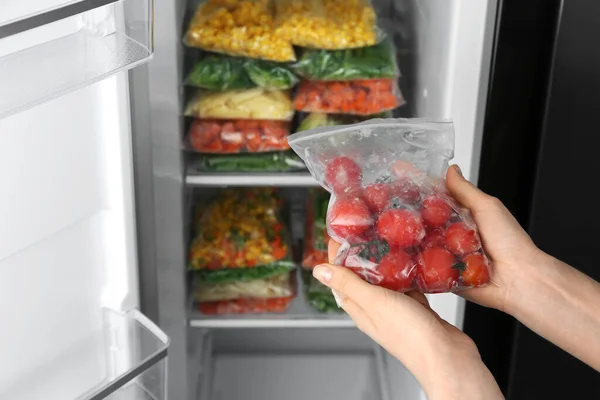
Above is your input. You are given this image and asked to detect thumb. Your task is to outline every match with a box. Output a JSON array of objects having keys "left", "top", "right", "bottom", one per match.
[{"left": 445, "top": 165, "right": 491, "bottom": 212}]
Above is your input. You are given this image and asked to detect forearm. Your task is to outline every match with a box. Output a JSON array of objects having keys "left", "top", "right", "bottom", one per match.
[{"left": 507, "top": 252, "right": 600, "bottom": 371}]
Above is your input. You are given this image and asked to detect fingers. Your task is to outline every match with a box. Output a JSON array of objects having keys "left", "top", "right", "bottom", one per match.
[
  {"left": 313, "top": 263, "right": 386, "bottom": 307},
  {"left": 445, "top": 165, "right": 494, "bottom": 213}
]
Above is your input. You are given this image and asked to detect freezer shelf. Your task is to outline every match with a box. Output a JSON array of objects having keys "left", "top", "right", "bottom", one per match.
[
  {"left": 189, "top": 287, "right": 353, "bottom": 328},
  {"left": 185, "top": 171, "right": 320, "bottom": 187},
  {"left": 2, "top": 309, "right": 169, "bottom": 400},
  {"left": 0, "top": 0, "right": 153, "bottom": 119}
]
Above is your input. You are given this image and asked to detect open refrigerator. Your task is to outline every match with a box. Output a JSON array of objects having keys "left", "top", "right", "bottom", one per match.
[{"left": 0, "top": 0, "right": 498, "bottom": 399}]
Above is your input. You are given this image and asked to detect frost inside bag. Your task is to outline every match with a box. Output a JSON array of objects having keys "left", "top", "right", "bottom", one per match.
[
  {"left": 292, "top": 39, "right": 399, "bottom": 81},
  {"left": 288, "top": 119, "right": 492, "bottom": 293},
  {"left": 187, "top": 119, "right": 291, "bottom": 153},
  {"left": 293, "top": 79, "right": 403, "bottom": 115},
  {"left": 186, "top": 53, "right": 298, "bottom": 91},
  {"left": 185, "top": 88, "right": 294, "bottom": 121},
  {"left": 275, "top": 0, "right": 380, "bottom": 49},
  {"left": 184, "top": 0, "right": 295, "bottom": 62}
]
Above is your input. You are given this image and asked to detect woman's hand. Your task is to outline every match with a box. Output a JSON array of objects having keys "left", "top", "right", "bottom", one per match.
[
  {"left": 313, "top": 239, "right": 504, "bottom": 400},
  {"left": 445, "top": 165, "right": 544, "bottom": 312}
]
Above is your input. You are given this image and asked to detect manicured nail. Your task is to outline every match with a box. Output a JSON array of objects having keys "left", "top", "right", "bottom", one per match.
[
  {"left": 313, "top": 265, "right": 332, "bottom": 283},
  {"left": 453, "top": 164, "right": 463, "bottom": 177}
]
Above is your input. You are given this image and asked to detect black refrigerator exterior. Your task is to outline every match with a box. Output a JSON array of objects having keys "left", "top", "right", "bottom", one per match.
[{"left": 465, "top": 0, "right": 600, "bottom": 397}]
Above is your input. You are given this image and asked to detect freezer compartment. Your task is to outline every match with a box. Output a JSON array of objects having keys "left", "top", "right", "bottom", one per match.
[
  {"left": 192, "top": 329, "right": 391, "bottom": 400},
  {"left": 0, "top": 0, "right": 154, "bottom": 118},
  {"left": 1, "top": 309, "right": 168, "bottom": 400}
]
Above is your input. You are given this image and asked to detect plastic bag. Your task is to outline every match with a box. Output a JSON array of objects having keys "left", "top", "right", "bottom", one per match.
[
  {"left": 187, "top": 119, "right": 291, "bottom": 153},
  {"left": 195, "top": 271, "right": 294, "bottom": 302},
  {"left": 297, "top": 112, "right": 391, "bottom": 132},
  {"left": 198, "top": 296, "right": 295, "bottom": 315},
  {"left": 292, "top": 39, "right": 398, "bottom": 81},
  {"left": 185, "top": 89, "right": 294, "bottom": 121},
  {"left": 293, "top": 79, "right": 403, "bottom": 115},
  {"left": 186, "top": 54, "right": 298, "bottom": 91},
  {"left": 184, "top": 0, "right": 295, "bottom": 62},
  {"left": 275, "top": 0, "right": 379, "bottom": 49},
  {"left": 301, "top": 189, "right": 330, "bottom": 269},
  {"left": 189, "top": 188, "right": 291, "bottom": 270},
  {"left": 188, "top": 151, "right": 306, "bottom": 172},
  {"left": 288, "top": 119, "right": 492, "bottom": 293}
]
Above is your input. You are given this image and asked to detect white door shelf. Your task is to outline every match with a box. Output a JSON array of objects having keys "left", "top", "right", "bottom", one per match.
[
  {"left": 0, "top": 0, "right": 153, "bottom": 119},
  {"left": 1, "top": 309, "right": 169, "bottom": 400}
]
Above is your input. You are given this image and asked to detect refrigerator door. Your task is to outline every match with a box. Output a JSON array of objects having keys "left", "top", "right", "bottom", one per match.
[{"left": 0, "top": 0, "right": 168, "bottom": 398}]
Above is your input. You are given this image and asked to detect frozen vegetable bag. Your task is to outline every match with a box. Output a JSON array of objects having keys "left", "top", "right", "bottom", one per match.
[{"left": 288, "top": 119, "right": 492, "bottom": 294}]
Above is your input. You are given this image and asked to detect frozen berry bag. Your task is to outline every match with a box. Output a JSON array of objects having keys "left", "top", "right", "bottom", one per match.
[{"left": 288, "top": 119, "right": 492, "bottom": 293}]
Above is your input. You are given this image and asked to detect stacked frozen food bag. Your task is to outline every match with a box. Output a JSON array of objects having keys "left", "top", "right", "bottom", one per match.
[
  {"left": 183, "top": 0, "right": 304, "bottom": 172},
  {"left": 300, "top": 189, "right": 343, "bottom": 313},
  {"left": 277, "top": 0, "right": 403, "bottom": 124},
  {"left": 189, "top": 188, "right": 296, "bottom": 315}
]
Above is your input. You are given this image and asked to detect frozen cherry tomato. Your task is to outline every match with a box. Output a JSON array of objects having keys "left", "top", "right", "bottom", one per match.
[
  {"left": 363, "top": 183, "right": 391, "bottom": 214},
  {"left": 391, "top": 160, "right": 425, "bottom": 180},
  {"left": 325, "top": 157, "right": 363, "bottom": 194},
  {"left": 327, "top": 195, "right": 373, "bottom": 239},
  {"left": 417, "top": 247, "right": 460, "bottom": 292},
  {"left": 377, "top": 250, "right": 416, "bottom": 291},
  {"left": 461, "top": 253, "right": 490, "bottom": 287},
  {"left": 421, "top": 195, "right": 452, "bottom": 227},
  {"left": 377, "top": 209, "right": 425, "bottom": 248},
  {"left": 391, "top": 179, "right": 421, "bottom": 204},
  {"left": 445, "top": 222, "right": 481, "bottom": 256},
  {"left": 421, "top": 228, "right": 446, "bottom": 250}
]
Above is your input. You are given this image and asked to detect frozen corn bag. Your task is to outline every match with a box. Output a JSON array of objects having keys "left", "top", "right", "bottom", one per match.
[
  {"left": 185, "top": 0, "right": 295, "bottom": 62},
  {"left": 275, "top": 0, "right": 380, "bottom": 49},
  {"left": 288, "top": 119, "right": 492, "bottom": 294}
]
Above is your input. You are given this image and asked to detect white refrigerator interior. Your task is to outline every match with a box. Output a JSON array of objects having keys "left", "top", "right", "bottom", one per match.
[{"left": 0, "top": 0, "right": 168, "bottom": 399}]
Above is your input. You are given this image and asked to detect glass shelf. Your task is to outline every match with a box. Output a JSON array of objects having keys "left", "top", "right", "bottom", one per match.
[
  {"left": 0, "top": 0, "right": 153, "bottom": 119},
  {"left": 2, "top": 309, "right": 169, "bottom": 400}
]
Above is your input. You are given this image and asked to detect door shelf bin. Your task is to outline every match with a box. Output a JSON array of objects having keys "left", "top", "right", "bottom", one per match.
[
  {"left": 0, "top": 0, "right": 153, "bottom": 119},
  {"left": 2, "top": 309, "right": 169, "bottom": 400}
]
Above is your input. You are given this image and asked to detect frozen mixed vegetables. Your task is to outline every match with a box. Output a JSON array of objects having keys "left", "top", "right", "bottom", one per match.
[
  {"left": 190, "top": 151, "right": 306, "bottom": 172},
  {"left": 198, "top": 296, "right": 295, "bottom": 315},
  {"left": 195, "top": 271, "right": 294, "bottom": 302}
]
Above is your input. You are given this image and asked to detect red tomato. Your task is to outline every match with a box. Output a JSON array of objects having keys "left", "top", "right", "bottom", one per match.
[
  {"left": 325, "top": 157, "right": 363, "bottom": 194},
  {"left": 445, "top": 222, "right": 481, "bottom": 256},
  {"left": 417, "top": 247, "right": 460, "bottom": 292},
  {"left": 390, "top": 179, "right": 421, "bottom": 204},
  {"left": 421, "top": 195, "right": 452, "bottom": 227},
  {"left": 327, "top": 195, "right": 373, "bottom": 239},
  {"left": 421, "top": 228, "right": 446, "bottom": 249},
  {"left": 363, "top": 183, "right": 391, "bottom": 214},
  {"left": 377, "top": 250, "right": 416, "bottom": 291},
  {"left": 377, "top": 209, "right": 425, "bottom": 248},
  {"left": 461, "top": 253, "right": 491, "bottom": 287},
  {"left": 391, "top": 160, "right": 425, "bottom": 180}
]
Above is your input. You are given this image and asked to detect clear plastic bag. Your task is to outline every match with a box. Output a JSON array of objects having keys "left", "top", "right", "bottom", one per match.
[
  {"left": 195, "top": 271, "right": 294, "bottom": 302},
  {"left": 288, "top": 119, "right": 492, "bottom": 293},
  {"left": 301, "top": 189, "right": 330, "bottom": 269},
  {"left": 189, "top": 188, "right": 291, "bottom": 270},
  {"left": 293, "top": 79, "right": 404, "bottom": 115},
  {"left": 275, "top": 0, "right": 380, "bottom": 49},
  {"left": 187, "top": 119, "right": 291, "bottom": 153},
  {"left": 185, "top": 89, "right": 294, "bottom": 121},
  {"left": 292, "top": 39, "right": 399, "bottom": 81},
  {"left": 188, "top": 151, "right": 306, "bottom": 172},
  {"left": 302, "top": 271, "right": 344, "bottom": 313},
  {"left": 184, "top": 0, "right": 295, "bottom": 62},
  {"left": 186, "top": 54, "right": 298, "bottom": 91}
]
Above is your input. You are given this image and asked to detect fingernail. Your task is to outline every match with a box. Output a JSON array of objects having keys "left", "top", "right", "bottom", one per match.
[
  {"left": 313, "top": 265, "right": 332, "bottom": 283},
  {"left": 452, "top": 164, "right": 463, "bottom": 177}
]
